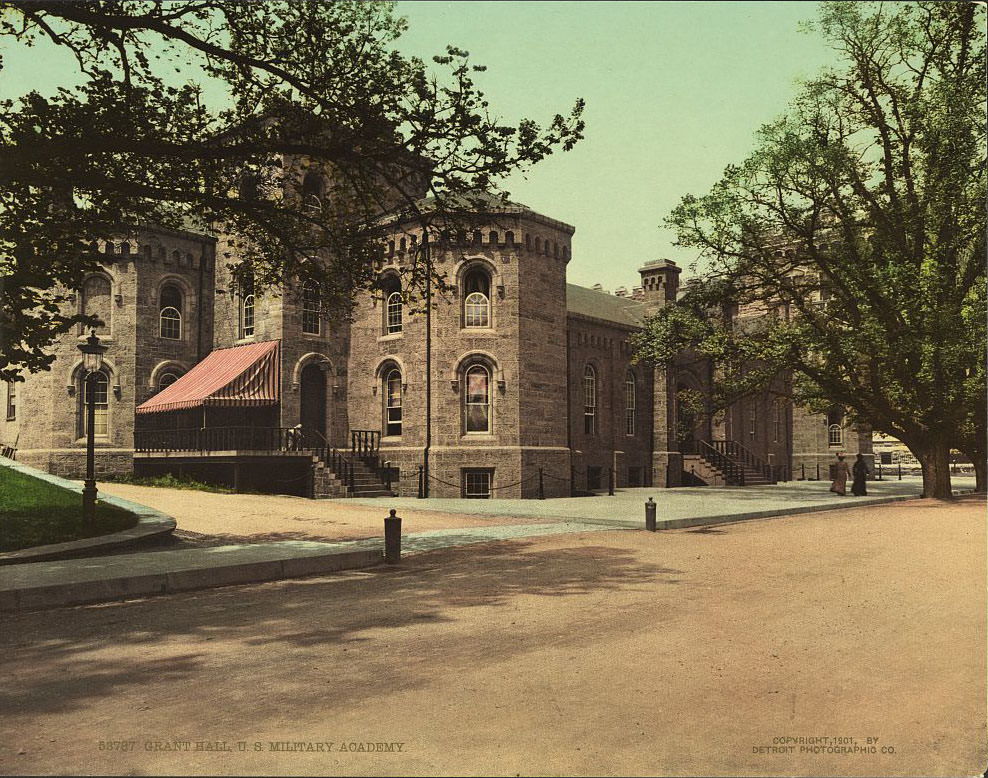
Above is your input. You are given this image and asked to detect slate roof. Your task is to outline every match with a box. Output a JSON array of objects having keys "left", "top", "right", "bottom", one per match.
[{"left": 566, "top": 284, "right": 645, "bottom": 329}]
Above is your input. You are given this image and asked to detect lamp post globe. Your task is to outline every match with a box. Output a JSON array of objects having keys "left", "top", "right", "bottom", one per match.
[{"left": 77, "top": 330, "right": 107, "bottom": 526}]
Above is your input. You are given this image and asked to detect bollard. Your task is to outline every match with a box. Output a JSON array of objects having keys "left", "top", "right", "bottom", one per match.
[
  {"left": 800, "top": 463, "right": 805, "bottom": 481},
  {"left": 877, "top": 460, "right": 883, "bottom": 481},
  {"left": 645, "top": 497, "right": 657, "bottom": 531},
  {"left": 417, "top": 465, "right": 424, "bottom": 498},
  {"left": 538, "top": 467, "right": 545, "bottom": 500},
  {"left": 816, "top": 463, "right": 820, "bottom": 481},
  {"left": 608, "top": 467, "right": 615, "bottom": 496},
  {"left": 898, "top": 462, "right": 902, "bottom": 481},
  {"left": 384, "top": 509, "right": 402, "bottom": 564}
]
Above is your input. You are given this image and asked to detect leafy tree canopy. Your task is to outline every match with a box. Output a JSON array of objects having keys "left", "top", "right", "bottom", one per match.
[
  {"left": 632, "top": 1, "right": 986, "bottom": 496},
  {"left": 0, "top": 0, "right": 585, "bottom": 379}
]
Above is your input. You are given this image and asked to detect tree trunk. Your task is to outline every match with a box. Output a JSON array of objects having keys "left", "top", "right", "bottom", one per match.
[
  {"left": 914, "top": 438, "right": 953, "bottom": 499},
  {"left": 959, "top": 446, "right": 986, "bottom": 493}
]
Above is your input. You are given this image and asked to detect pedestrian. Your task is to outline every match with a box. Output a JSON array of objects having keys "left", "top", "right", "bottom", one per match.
[
  {"left": 830, "top": 452, "right": 851, "bottom": 496},
  {"left": 851, "top": 453, "right": 869, "bottom": 496}
]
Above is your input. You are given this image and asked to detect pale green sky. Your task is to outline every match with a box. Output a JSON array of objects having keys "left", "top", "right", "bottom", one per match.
[{"left": 0, "top": 1, "right": 842, "bottom": 290}]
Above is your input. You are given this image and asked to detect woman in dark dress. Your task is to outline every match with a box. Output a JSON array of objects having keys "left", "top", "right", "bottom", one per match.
[{"left": 851, "top": 453, "right": 869, "bottom": 496}]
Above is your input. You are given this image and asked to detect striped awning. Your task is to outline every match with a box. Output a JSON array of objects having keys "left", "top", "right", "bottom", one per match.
[{"left": 136, "top": 340, "right": 281, "bottom": 414}]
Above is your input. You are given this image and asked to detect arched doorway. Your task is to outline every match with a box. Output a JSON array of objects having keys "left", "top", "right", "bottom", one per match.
[{"left": 299, "top": 363, "right": 327, "bottom": 446}]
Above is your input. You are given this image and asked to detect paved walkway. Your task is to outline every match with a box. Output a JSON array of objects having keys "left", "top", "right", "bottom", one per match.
[
  {"left": 0, "top": 522, "right": 620, "bottom": 611},
  {"left": 348, "top": 476, "right": 976, "bottom": 527}
]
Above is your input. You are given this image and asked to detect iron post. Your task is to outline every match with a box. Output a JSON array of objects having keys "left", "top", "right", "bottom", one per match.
[
  {"left": 645, "top": 497, "right": 657, "bottom": 531},
  {"left": 384, "top": 509, "right": 401, "bottom": 564}
]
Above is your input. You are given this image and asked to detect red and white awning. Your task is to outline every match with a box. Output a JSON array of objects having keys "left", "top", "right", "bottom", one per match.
[{"left": 136, "top": 340, "right": 281, "bottom": 414}]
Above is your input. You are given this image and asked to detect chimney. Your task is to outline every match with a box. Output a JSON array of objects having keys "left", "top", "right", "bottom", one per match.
[
  {"left": 591, "top": 283, "right": 604, "bottom": 293},
  {"left": 638, "top": 259, "right": 681, "bottom": 313},
  {"left": 632, "top": 286, "right": 644, "bottom": 300},
  {"left": 614, "top": 286, "right": 628, "bottom": 298}
]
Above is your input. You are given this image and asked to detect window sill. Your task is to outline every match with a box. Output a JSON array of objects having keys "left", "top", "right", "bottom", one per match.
[
  {"left": 378, "top": 333, "right": 404, "bottom": 342},
  {"left": 460, "top": 328, "right": 496, "bottom": 335}
]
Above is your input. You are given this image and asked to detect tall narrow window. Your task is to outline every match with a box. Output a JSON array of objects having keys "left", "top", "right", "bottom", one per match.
[
  {"left": 827, "top": 406, "right": 844, "bottom": 447},
  {"left": 465, "top": 364, "right": 490, "bottom": 433},
  {"left": 5, "top": 381, "right": 15, "bottom": 421},
  {"left": 748, "top": 399, "right": 757, "bottom": 439},
  {"left": 625, "top": 371, "right": 636, "bottom": 436},
  {"left": 463, "top": 268, "right": 491, "bottom": 328},
  {"left": 381, "top": 275, "right": 402, "bottom": 334},
  {"left": 81, "top": 275, "right": 111, "bottom": 334},
  {"left": 81, "top": 371, "right": 109, "bottom": 437},
  {"left": 584, "top": 365, "right": 596, "bottom": 435},
  {"left": 385, "top": 369, "right": 402, "bottom": 437},
  {"left": 239, "top": 270, "right": 255, "bottom": 339},
  {"left": 302, "top": 281, "right": 320, "bottom": 335},
  {"left": 773, "top": 401, "right": 782, "bottom": 443},
  {"left": 159, "top": 284, "right": 183, "bottom": 339},
  {"left": 301, "top": 171, "right": 323, "bottom": 213}
]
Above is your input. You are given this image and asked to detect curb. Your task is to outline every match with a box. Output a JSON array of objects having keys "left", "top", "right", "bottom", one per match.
[
  {"left": 0, "top": 457, "right": 176, "bottom": 565},
  {"left": 0, "top": 545, "right": 384, "bottom": 612},
  {"left": 568, "top": 489, "right": 978, "bottom": 531}
]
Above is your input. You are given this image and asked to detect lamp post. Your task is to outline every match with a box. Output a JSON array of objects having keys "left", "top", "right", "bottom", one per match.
[{"left": 77, "top": 329, "right": 107, "bottom": 526}]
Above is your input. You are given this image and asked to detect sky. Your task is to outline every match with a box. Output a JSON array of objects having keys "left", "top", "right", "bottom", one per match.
[
  {"left": 395, "top": 1, "right": 841, "bottom": 290},
  {"left": 0, "top": 1, "right": 843, "bottom": 292}
]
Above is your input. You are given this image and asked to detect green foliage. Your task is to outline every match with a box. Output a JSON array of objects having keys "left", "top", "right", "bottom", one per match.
[
  {"left": 0, "top": 464, "right": 137, "bottom": 551},
  {"left": 635, "top": 1, "right": 985, "bottom": 491},
  {"left": 106, "top": 472, "right": 234, "bottom": 493},
  {"left": 0, "top": 1, "right": 585, "bottom": 379}
]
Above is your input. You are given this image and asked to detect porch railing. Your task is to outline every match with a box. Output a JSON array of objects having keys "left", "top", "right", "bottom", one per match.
[{"left": 135, "top": 426, "right": 301, "bottom": 453}]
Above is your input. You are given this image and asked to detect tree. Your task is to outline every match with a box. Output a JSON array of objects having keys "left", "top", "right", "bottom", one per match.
[
  {"left": 633, "top": 2, "right": 985, "bottom": 498},
  {"left": 0, "top": 1, "right": 584, "bottom": 379}
]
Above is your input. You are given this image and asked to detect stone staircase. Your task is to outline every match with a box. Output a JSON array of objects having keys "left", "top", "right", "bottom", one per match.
[{"left": 682, "top": 440, "right": 777, "bottom": 487}]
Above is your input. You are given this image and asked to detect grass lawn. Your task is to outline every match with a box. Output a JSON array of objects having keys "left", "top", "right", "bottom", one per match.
[
  {"left": 0, "top": 465, "right": 137, "bottom": 552},
  {"left": 106, "top": 472, "right": 235, "bottom": 493}
]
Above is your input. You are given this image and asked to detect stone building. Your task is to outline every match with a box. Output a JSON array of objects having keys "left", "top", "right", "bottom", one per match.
[{"left": 1, "top": 191, "right": 868, "bottom": 496}]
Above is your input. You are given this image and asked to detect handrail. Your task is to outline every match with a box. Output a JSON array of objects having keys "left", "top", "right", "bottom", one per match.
[{"left": 697, "top": 439, "right": 745, "bottom": 485}]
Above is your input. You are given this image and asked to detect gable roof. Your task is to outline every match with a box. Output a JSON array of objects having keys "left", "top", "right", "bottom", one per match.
[{"left": 566, "top": 284, "right": 644, "bottom": 329}]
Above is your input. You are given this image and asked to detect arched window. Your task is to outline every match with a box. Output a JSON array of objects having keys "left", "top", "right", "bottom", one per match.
[
  {"left": 239, "top": 172, "right": 259, "bottom": 201},
  {"left": 584, "top": 365, "right": 596, "bottom": 435},
  {"left": 827, "top": 406, "right": 844, "bottom": 447},
  {"left": 301, "top": 171, "right": 323, "bottom": 212},
  {"left": 489, "top": 231, "right": 498, "bottom": 244},
  {"left": 385, "top": 369, "right": 402, "bottom": 437},
  {"left": 301, "top": 281, "right": 320, "bottom": 335},
  {"left": 239, "top": 269, "right": 255, "bottom": 339},
  {"left": 505, "top": 231, "right": 515, "bottom": 245},
  {"left": 381, "top": 275, "right": 402, "bottom": 334},
  {"left": 625, "top": 371, "right": 636, "bottom": 436},
  {"left": 465, "top": 364, "right": 490, "bottom": 433},
  {"left": 159, "top": 284, "right": 183, "bottom": 340},
  {"left": 463, "top": 267, "right": 491, "bottom": 328},
  {"left": 79, "top": 370, "right": 110, "bottom": 438},
  {"left": 81, "top": 275, "right": 111, "bottom": 334},
  {"left": 157, "top": 371, "right": 182, "bottom": 393}
]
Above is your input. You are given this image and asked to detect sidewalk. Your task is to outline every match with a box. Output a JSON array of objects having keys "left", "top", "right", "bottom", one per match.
[
  {"left": 347, "top": 476, "right": 977, "bottom": 528},
  {"left": 0, "top": 521, "right": 618, "bottom": 612}
]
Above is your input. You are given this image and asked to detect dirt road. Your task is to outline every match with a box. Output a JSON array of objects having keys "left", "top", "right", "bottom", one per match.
[{"left": 1, "top": 497, "right": 984, "bottom": 776}]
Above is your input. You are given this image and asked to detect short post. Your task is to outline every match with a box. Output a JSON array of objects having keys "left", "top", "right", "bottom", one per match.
[
  {"left": 384, "top": 509, "right": 401, "bottom": 564},
  {"left": 800, "top": 463, "right": 805, "bottom": 481},
  {"left": 665, "top": 462, "right": 671, "bottom": 488},
  {"left": 815, "top": 463, "right": 820, "bottom": 481},
  {"left": 608, "top": 467, "right": 615, "bottom": 496},
  {"left": 897, "top": 462, "right": 902, "bottom": 481},
  {"left": 877, "top": 460, "right": 883, "bottom": 481},
  {"left": 417, "top": 465, "right": 424, "bottom": 498},
  {"left": 385, "top": 466, "right": 392, "bottom": 492},
  {"left": 645, "top": 497, "right": 657, "bottom": 532},
  {"left": 690, "top": 464, "right": 695, "bottom": 485},
  {"left": 538, "top": 467, "right": 545, "bottom": 500}
]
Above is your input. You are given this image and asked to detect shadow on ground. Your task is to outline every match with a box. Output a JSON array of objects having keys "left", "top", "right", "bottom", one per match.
[{"left": 1, "top": 538, "right": 682, "bottom": 717}]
